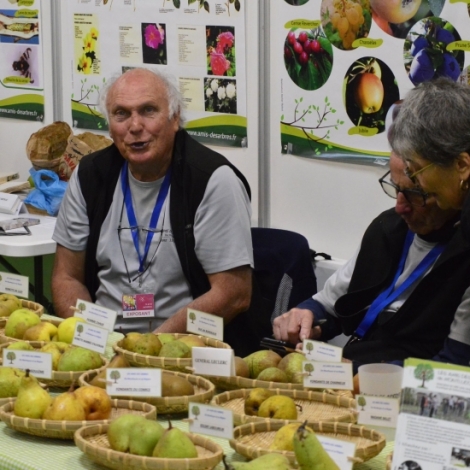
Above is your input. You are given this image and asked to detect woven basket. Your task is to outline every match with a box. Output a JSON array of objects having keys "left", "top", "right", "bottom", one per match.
[
  {"left": 0, "top": 315, "right": 59, "bottom": 345},
  {"left": 0, "top": 399, "right": 156, "bottom": 440},
  {"left": 0, "top": 341, "right": 109, "bottom": 388},
  {"left": 112, "top": 333, "right": 231, "bottom": 372},
  {"left": 79, "top": 368, "right": 215, "bottom": 414},
  {"left": 205, "top": 373, "right": 353, "bottom": 398},
  {"left": 0, "top": 299, "right": 44, "bottom": 334},
  {"left": 74, "top": 423, "right": 224, "bottom": 470},
  {"left": 211, "top": 388, "right": 357, "bottom": 426},
  {"left": 230, "top": 420, "right": 386, "bottom": 465}
]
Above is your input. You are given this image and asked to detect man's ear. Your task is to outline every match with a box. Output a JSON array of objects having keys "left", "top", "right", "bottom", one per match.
[{"left": 456, "top": 152, "right": 470, "bottom": 181}]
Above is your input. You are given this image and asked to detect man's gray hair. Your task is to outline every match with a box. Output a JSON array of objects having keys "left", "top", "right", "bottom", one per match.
[
  {"left": 388, "top": 77, "right": 470, "bottom": 167},
  {"left": 99, "top": 67, "right": 185, "bottom": 125}
]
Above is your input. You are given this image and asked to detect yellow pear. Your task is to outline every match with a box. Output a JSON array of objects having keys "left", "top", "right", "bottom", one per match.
[
  {"left": 0, "top": 294, "right": 21, "bottom": 317},
  {"left": 244, "top": 350, "right": 283, "bottom": 379},
  {"left": 6, "top": 341, "right": 34, "bottom": 351},
  {"left": 14, "top": 370, "right": 52, "bottom": 419},
  {"left": 278, "top": 352, "right": 305, "bottom": 383},
  {"left": 23, "top": 322, "right": 58, "bottom": 342},
  {"left": 234, "top": 356, "right": 250, "bottom": 378},
  {"left": 258, "top": 395, "right": 298, "bottom": 420},
  {"left": 244, "top": 388, "right": 274, "bottom": 416},
  {"left": 57, "top": 317, "right": 86, "bottom": 344},
  {"left": 5, "top": 309, "right": 40, "bottom": 339},
  {"left": 39, "top": 343, "right": 62, "bottom": 371},
  {"left": 74, "top": 385, "right": 112, "bottom": 420},
  {"left": 42, "top": 384, "right": 86, "bottom": 421},
  {"left": 0, "top": 367, "right": 25, "bottom": 398},
  {"left": 270, "top": 422, "right": 313, "bottom": 451}
]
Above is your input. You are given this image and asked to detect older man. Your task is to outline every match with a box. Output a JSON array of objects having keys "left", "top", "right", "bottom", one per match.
[
  {"left": 52, "top": 68, "right": 253, "bottom": 348},
  {"left": 273, "top": 153, "right": 470, "bottom": 368}
]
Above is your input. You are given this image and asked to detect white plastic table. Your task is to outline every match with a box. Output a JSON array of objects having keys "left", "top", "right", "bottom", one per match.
[{"left": 0, "top": 215, "right": 57, "bottom": 307}]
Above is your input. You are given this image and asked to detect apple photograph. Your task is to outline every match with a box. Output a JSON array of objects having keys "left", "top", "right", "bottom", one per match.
[
  {"left": 283, "top": 27, "right": 333, "bottom": 91},
  {"left": 404, "top": 17, "right": 464, "bottom": 86},
  {"left": 343, "top": 56, "right": 399, "bottom": 133},
  {"left": 320, "top": 0, "right": 372, "bottom": 51},
  {"left": 141, "top": 23, "right": 167, "bottom": 65},
  {"left": 371, "top": 0, "right": 445, "bottom": 39},
  {"left": 206, "top": 25, "right": 235, "bottom": 77}
]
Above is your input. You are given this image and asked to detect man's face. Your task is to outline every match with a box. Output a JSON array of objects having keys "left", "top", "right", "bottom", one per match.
[
  {"left": 391, "top": 155, "right": 457, "bottom": 235},
  {"left": 107, "top": 69, "right": 180, "bottom": 181}
]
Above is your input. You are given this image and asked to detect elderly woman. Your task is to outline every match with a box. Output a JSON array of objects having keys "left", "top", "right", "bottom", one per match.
[{"left": 388, "top": 78, "right": 470, "bottom": 218}]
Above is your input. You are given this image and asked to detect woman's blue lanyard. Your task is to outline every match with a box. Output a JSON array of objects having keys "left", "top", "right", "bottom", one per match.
[
  {"left": 120, "top": 162, "right": 172, "bottom": 275},
  {"left": 353, "top": 230, "right": 446, "bottom": 340}
]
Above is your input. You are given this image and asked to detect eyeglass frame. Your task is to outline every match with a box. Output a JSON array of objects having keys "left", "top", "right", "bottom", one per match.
[
  {"left": 378, "top": 170, "right": 429, "bottom": 207},
  {"left": 404, "top": 162, "right": 435, "bottom": 183}
]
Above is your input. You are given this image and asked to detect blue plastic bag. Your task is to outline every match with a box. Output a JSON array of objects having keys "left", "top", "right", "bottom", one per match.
[{"left": 24, "top": 169, "right": 68, "bottom": 216}]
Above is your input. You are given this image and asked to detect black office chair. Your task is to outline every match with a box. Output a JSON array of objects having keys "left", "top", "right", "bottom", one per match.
[{"left": 224, "top": 228, "right": 318, "bottom": 357}]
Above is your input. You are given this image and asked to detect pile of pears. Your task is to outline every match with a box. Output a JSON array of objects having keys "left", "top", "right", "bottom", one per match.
[
  {"left": 6, "top": 341, "right": 104, "bottom": 372},
  {"left": 89, "top": 353, "right": 196, "bottom": 398},
  {"left": 107, "top": 415, "right": 198, "bottom": 459},
  {"left": 5, "top": 313, "right": 86, "bottom": 344},
  {"left": 121, "top": 332, "right": 209, "bottom": 359},
  {"left": 13, "top": 369, "right": 112, "bottom": 421},
  {"left": 242, "top": 350, "right": 305, "bottom": 384},
  {"left": 244, "top": 388, "right": 298, "bottom": 420}
]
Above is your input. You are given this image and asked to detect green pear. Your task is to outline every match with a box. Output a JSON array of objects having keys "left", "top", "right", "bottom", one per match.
[
  {"left": 107, "top": 414, "right": 146, "bottom": 452},
  {"left": 23, "top": 322, "right": 58, "bottom": 342},
  {"left": 293, "top": 421, "right": 339, "bottom": 469},
  {"left": 256, "top": 367, "right": 288, "bottom": 383},
  {"left": 129, "top": 419, "right": 165, "bottom": 456},
  {"left": 158, "top": 340, "right": 191, "bottom": 359},
  {"left": 107, "top": 414, "right": 164, "bottom": 456},
  {"left": 39, "top": 343, "right": 62, "bottom": 370},
  {"left": 121, "top": 332, "right": 142, "bottom": 351},
  {"left": 57, "top": 317, "right": 86, "bottom": 344},
  {"left": 14, "top": 369, "right": 52, "bottom": 419},
  {"left": 162, "top": 374, "right": 194, "bottom": 397},
  {"left": 132, "top": 333, "right": 162, "bottom": 356},
  {"left": 5, "top": 309, "right": 40, "bottom": 339},
  {"left": 89, "top": 353, "right": 130, "bottom": 389},
  {"left": 244, "top": 350, "right": 282, "bottom": 379},
  {"left": 0, "top": 367, "right": 25, "bottom": 398},
  {"left": 6, "top": 341, "right": 34, "bottom": 351},
  {"left": 229, "top": 453, "right": 291, "bottom": 470},
  {"left": 57, "top": 347, "right": 103, "bottom": 372},
  {"left": 152, "top": 422, "right": 198, "bottom": 458},
  {"left": 157, "top": 333, "right": 176, "bottom": 345},
  {"left": 42, "top": 384, "right": 86, "bottom": 421},
  {"left": 278, "top": 352, "right": 305, "bottom": 383},
  {"left": 244, "top": 388, "right": 274, "bottom": 416},
  {"left": 258, "top": 395, "right": 298, "bottom": 420},
  {"left": 177, "top": 335, "right": 206, "bottom": 350},
  {"left": 0, "top": 294, "right": 21, "bottom": 317}
]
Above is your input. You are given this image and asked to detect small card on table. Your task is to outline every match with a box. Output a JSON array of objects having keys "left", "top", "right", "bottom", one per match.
[
  {"left": 303, "top": 361, "right": 353, "bottom": 391},
  {"left": 191, "top": 347, "right": 235, "bottom": 377},
  {"left": 2, "top": 349, "right": 52, "bottom": 379},
  {"left": 0, "top": 271, "right": 28, "bottom": 298},
  {"left": 73, "top": 299, "right": 117, "bottom": 332},
  {"left": 186, "top": 308, "right": 223, "bottom": 340},
  {"left": 188, "top": 403, "right": 234, "bottom": 439},
  {"left": 72, "top": 322, "right": 109, "bottom": 355},
  {"left": 106, "top": 368, "right": 162, "bottom": 397}
]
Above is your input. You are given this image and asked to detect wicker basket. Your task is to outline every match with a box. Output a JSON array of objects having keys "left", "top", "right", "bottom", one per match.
[
  {"left": 230, "top": 420, "right": 386, "bottom": 465},
  {"left": 0, "top": 341, "right": 109, "bottom": 388},
  {"left": 79, "top": 368, "right": 215, "bottom": 414},
  {"left": 211, "top": 388, "right": 357, "bottom": 426},
  {"left": 112, "top": 333, "right": 231, "bottom": 372},
  {"left": 0, "top": 315, "right": 59, "bottom": 345},
  {"left": 205, "top": 373, "right": 353, "bottom": 398},
  {"left": 0, "top": 299, "right": 44, "bottom": 334},
  {"left": 0, "top": 399, "right": 156, "bottom": 439},
  {"left": 74, "top": 423, "right": 224, "bottom": 470}
]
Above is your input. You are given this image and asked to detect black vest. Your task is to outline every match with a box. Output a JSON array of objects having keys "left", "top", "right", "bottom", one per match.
[
  {"left": 336, "top": 208, "right": 470, "bottom": 363},
  {"left": 78, "top": 129, "right": 261, "bottom": 356}
]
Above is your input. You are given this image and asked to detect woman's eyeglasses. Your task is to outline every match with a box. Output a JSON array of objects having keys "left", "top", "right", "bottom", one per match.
[
  {"left": 379, "top": 171, "right": 428, "bottom": 207},
  {"left": 404, "top": 162, "right": 435, "bottom": 183}
]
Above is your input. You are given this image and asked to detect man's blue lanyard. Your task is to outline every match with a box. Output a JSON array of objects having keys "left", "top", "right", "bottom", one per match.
[
  {"left": 353, "top": 230, "right": 446, "bottom": 340},
  {"left": 120, "top": 162, "right": 172, "bottom": 274}
]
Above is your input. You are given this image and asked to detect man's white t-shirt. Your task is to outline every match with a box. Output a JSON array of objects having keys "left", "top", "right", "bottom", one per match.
[{"left": 53, "top": 165, "right": 253, "bottom": 333}]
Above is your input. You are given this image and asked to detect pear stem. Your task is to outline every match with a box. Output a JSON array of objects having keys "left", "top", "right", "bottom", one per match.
[{"left": 25, "top": 369, "right": 30, "bottom": 378}]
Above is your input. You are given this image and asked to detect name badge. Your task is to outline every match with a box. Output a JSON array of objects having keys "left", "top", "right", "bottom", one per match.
[{"left": 122, "top": 293, "right": 155, "bottom": 318}]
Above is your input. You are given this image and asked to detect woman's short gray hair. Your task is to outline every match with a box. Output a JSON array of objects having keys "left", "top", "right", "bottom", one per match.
[
  {"left": 99, "top": 67, "right": 185, "bottom": 125},
  {"left": 388, "top": 78, "right": 470, "bottom": 167}
]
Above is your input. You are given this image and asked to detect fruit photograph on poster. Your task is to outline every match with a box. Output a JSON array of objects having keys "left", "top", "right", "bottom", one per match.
[
  {"left": 284, "top": 27, "right": 333, "bottom": 90},
  {"left": 344, "top": 57, "right": 399, "bottom": 133},
  {"left": 404, "top": 17, "right": 464, "bottom": 85},
  {"left": 371, "top": 0, "right": 445, "bottom": 38}
]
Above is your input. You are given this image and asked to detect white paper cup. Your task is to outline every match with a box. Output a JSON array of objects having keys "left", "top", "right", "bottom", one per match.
[{"left": 358, "top": 363, "right": 404, "bottom": 399}]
